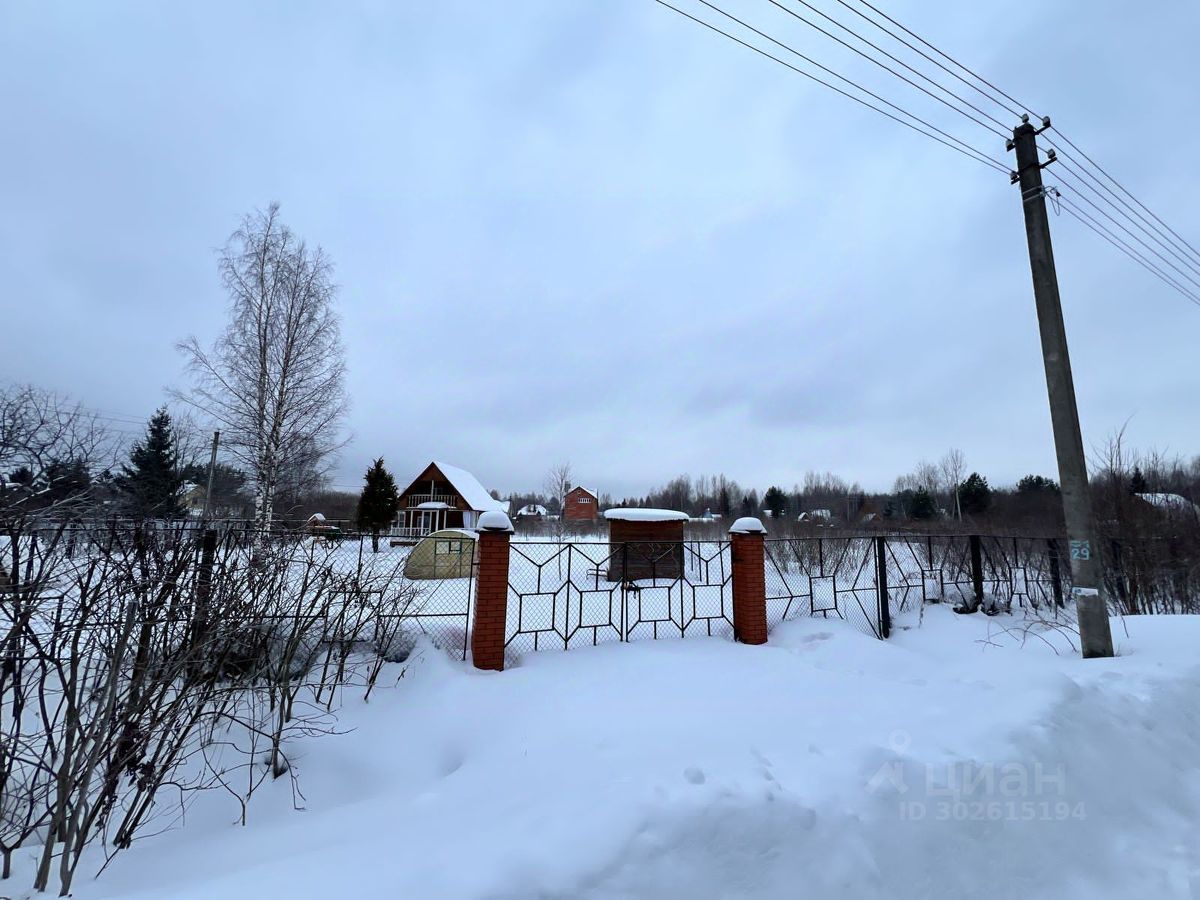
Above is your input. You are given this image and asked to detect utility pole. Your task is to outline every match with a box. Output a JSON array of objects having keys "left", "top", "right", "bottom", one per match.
[
  {"left": 1010, "top": 116, "right": 1114, "bottom": 658},
  {"left": 201, "top": 430, "right": 220, "bottom": 523}
]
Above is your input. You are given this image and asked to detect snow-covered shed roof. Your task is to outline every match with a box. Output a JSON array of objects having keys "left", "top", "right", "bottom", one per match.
[
  {"left": 604, "top": 508, "right": 689, "bottom": 523},
  {"left": 1136, "top": 493, "right": 1200, "bottom": 515},
  {"left": 432, "top": 461, "right": 509, "bottom": 514},
  {"left": 517, "top": 504, "right": 548, "bottom": 516}
]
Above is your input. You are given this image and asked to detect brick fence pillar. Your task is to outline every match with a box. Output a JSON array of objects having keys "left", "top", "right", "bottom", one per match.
[
  {"left": 472, "top": 512, "right": 513, "bottom": 671},
  {"left": 729, "top": 517, "right": 768, "bottom": 645}
]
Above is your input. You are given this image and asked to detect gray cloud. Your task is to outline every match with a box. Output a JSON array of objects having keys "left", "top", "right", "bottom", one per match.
[{"left": 2, "top": 0, "right": 1196, "bottom": 502}]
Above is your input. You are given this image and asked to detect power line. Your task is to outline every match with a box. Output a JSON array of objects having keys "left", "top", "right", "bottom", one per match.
[
  {"left": 767, "top": 0, "right": 1011, "bottom": 137},
  {"left": 1057, "top": 195, "right": 1200, "bottom": 308},
  {"left": 656, "top": 0, "right": 1200, "bottom": 309},
  {"left": 816, "top": 0, "right": 1200, "bottom": 300},
  {"left": 840, "top": 0, "right": 1043, "bottom": 120},
  {"left": 1051, "top": 164, "right": 1200, "bottom": 293},
  {"left": 652, "top": 0, "right": 1009, "bottom": 173},
  {"left": 686, "top": 0, "right": 1009, "bottom": 171},
  {"left": 1053, "top": 128, "right": 1200, "bottom": 264},
  {"left": 827, "top": 0, "right": 1023, "bottom": 119},
  {"left": 1042, "top": 134, "right": 1200, "bottom": 270}
]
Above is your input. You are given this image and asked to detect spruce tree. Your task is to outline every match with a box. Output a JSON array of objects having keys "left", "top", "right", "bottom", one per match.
[
  {"left": 116, "top": 407, "right": 186, "bottom": 519},
  {"left": 356, "top": 458, "right": 401, "bottom": 552},
  {"left": 1129, "top": 466, "right": 1149, "bottom": 494},
  {"left": 909, "top": 487, "right": 938, "bottom": 520},
  {"left": 763, "top": 486, "right": 787, "bottom": 520},
  {"left": 958, "top": 473, "right": 993, "bottom": 516}
]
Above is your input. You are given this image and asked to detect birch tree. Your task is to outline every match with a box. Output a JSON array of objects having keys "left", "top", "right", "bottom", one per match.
[
  {"left": 176, "top": 204, "right": 347, "bottom": 531},
  {"left": 939, "top": 448, "right": 966, "bottom": 521}
]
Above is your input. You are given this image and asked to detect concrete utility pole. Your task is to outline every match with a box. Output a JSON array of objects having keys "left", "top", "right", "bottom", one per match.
[
  {"left": 201, "top": 430, "right": 220, "bottom": 523},
  {"left": 1010, "top": 117, "right": 1114, "bottom": 658}
]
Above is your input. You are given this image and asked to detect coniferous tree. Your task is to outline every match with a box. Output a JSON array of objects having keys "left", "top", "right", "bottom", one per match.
[
  {"left": 40, "top": 458, "right": 92, "bottom": 509},
  {"left": 116, "top": 408, "right": 186, "bottom": 519},
  {"left": 1129, "top": 466, "right": 1149, "bottom": 494},
  {"left": 1017, "top": 474, "right": 1059, "bottom": 495},
  {"left": 718, "top": 483, "right": 732, "bottom": 519},
  {"left": 181, "top": 461, "right": 252, "bottom": 518},
  {"left": 763, "top": 486, "right": 788, "bottom": 520},
  {"left": 909, "top": 487, "right": 938, "bottom": 520},
  {"left": 356, "top": 458, "right": 401, "bottom": 552},
  {"left": 958, "top": 473, "right": 993, "bottom": 516}
]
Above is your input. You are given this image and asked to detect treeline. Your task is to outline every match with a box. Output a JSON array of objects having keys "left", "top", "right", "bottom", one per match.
[
  {"left": 606, "top": 442, "right": 1200, "bottom": 536},
  {"left": 0, "top": 386, "right": 339, "bottom": 527}
]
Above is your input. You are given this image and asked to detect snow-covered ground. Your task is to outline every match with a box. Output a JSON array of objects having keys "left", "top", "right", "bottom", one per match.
[{"left": 24, "top": 606, "right": 1200, "bottom": 899}]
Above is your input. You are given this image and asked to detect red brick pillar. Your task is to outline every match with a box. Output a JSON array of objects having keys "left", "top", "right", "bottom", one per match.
[
  {"left": 472, "top": 512, "right": 513, "bottom": 671},
  {"left": 729, "top": 517, "right": 768, "bottom": 645}
]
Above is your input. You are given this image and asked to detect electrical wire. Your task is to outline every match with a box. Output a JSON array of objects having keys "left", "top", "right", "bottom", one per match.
[
  {"left": 767, "top": 0, "right": 1010, "bottom": 136},
  {"left": 828, "top": 0, "right": 1023, "bottom": 119},
  {"left": 1042, "top": 134, "right": 1200, "bottom": 270},
  {"left": 653, "top": 0, "right": 1010, "bottom": 173},
  {"left": 688, "top": 0, "right": 1010, "bottom": 170},
  {"left": 1052, "top": 164, "right": 1200, "bottom": 293},
  {"left": 839, "top": 0, "right": 1043, "bottom": 120},
  {"left": 1057, "top": 195, "right": 1200, "bottom": 308}
]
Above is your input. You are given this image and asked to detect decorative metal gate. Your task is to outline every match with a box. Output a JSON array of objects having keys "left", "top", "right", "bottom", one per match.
[{"left": 504, "top": 541, "right": 734, "bottom": 655}]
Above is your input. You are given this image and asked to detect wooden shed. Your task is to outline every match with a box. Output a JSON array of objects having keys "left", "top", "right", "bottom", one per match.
[{"left": 604, "top": 508, "right": 687, "bottom": 581}]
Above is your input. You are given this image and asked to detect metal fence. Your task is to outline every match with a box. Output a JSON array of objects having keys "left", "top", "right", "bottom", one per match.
[
  {"left": 765, "top": 534, "right": 1068, "bottom": 640},
  {"left": 14, "top": 522, "right": 1183, "bottom": 666},
  {"left": 505, "top": 534, "right": 1075, "bottom": 656},
  {"left": 504, "top": 541, "right": 735, "bottom": 654},
  {"left": 7, "top": 523, "right": 475, "bottom": 661}
]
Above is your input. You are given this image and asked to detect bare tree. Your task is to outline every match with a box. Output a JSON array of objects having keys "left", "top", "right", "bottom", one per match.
[
  {"left": 543, "top": 462, "right": 573, "bottom": 519},
  {"left": 0, "top": 385, "right": 117, "bottom": 534},
  {"left": 176, "top": 204, "right": 347, "bottom": 532},
  {"left": 940, "top": 448, "right": 967, "bottom": 521}
]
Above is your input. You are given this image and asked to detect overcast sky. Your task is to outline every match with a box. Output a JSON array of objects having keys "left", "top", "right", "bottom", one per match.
[{"left": 2, "top": 0, "right": 1197, "bottom": 500}]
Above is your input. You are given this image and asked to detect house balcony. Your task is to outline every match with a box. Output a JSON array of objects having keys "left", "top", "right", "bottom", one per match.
[
  {"left": 388, "top": 525, "right": 429, "bottom": 539},
  {"left": 406, "top": 493, "right": 459, "bottom": 508}
]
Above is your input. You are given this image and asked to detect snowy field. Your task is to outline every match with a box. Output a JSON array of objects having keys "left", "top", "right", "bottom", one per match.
[{"left": 30, "top": 604, "right": 1200, "bottom": 900}]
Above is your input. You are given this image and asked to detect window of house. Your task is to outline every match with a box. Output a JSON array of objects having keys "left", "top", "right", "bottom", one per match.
[{"left": 576, "top": 497, "right": 592, "bottom": 503}]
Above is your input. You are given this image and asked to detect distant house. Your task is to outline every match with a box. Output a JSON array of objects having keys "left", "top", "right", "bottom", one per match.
[
  {"left": 563, "top": 486, "right": 599, "bottom": 521},
  {"left": 798, "top": 509, "right": 833, "bottom": 523},
  {"left": 516, "top": 504, "right": 548, "bottom": 520},
  {"left": 180, "top": 482, "right": 206, "bottom": 517},
  {"left": 392, "top": 461, "right": 509, "bottom": 539}
]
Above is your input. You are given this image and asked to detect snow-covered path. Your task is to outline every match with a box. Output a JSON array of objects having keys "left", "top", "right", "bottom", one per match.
[{"left": 52, "top": 608, "right": 1200, "bottom": 899}]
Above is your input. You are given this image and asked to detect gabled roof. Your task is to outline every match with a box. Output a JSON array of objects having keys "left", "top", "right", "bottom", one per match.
[
  {"left": 566, "top": 485, "right": 598, "bottom": 499},
  {"left": 428, "top": 461, "right": 509, "bottom": 514}
]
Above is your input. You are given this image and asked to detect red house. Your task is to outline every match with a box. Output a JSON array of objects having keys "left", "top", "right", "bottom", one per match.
[{"left": 563, "top": 485, "right": 599, "bottom": 521}]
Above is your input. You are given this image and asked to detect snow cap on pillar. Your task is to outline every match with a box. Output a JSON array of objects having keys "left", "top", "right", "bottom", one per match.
[
  {"left": 478, "top": 510, "right": 514, "bottom": 533},
  {"left": 729, "top": 516, "right": 767, "bottom": 535}
]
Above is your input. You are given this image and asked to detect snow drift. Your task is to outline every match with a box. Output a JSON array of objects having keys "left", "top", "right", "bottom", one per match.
[{"left": 38, "top": 607, "right": 1200, "bottom": 900}]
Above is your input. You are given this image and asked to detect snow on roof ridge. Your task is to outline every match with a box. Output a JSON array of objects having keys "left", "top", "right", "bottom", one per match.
[
  {"left": 604, "top": 508, "right": 688, "bottom": 522},
  {"left": 432, "top": 460, "right": 509, "bottom": 514},
  {"left": 568, "top": 485, "right": 598, "bottom": 498}
]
